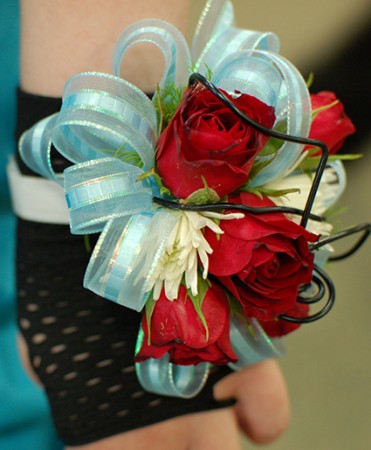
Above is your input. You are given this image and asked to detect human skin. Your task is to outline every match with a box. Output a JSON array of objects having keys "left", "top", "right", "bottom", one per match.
[{"left": 19, "top": 1, "right": 290, "bottom": 448}]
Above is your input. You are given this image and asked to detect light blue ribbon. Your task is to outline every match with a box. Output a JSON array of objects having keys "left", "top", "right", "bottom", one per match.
[
  {"left": 52, "top": 72, "right": 157, "bottom": 168},
  {"left": 64, "top": 157, "right": 153, "bottom": 234},
  {"left": 229, "top": 315, "right": 286, "bottom": 370},
  {"left": 18, "top": 0, "right": 316, "bottom": 398},
  {"left": 19, "top": 114, "right": 63, "bottom": 185},
  {"left": 113, "top": 19, "right": 192, "bottom": 91},
  {"left": 135, "top": 328, "right": 210, "bottom": 398}
]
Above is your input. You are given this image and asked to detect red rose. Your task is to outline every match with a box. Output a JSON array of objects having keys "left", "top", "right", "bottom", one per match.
[
  {"left": 156, "top": 82, "right": 276, "bottom": 199},
  {"left": 135, "top": 284, "right": 238, "bottom": 366},
  {"left": 307, "top": 91, "right": 355, "bottom": 154},
  {"left": 260, "top": 303, "right": 309, "bottom": 337},
  {"left": 205, "top": 193, "right": 318, "bottom": 321}
]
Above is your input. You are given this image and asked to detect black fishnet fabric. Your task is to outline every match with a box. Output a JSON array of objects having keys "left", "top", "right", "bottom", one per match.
[{"left": 15, "top": 90, "right": 233, "bottom": 445}]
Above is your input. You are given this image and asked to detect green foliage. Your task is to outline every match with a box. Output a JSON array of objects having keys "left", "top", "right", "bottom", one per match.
[
  {"left": 101, "top": 143, "right": 144, "bottom": 168},
  {"left": 183, "top": 176, "right": 220, "bottom": 205},
  {"left": 144, "top": 291, "right": 156, "bottom": 345},
  {"left": 244, "top": 155, "right": 276, "bottom": 186},
  {"left": 240, "top": 185, "right": 300, "bottom": 199},
  {"left": 187, "top": 274, "right": 211, "bottom": 341},
  {"left": 190, "top": 63, "right": 213, "bottom": 81},
  {"left": 306, "top": 72, "right": 315, "bottom": 89},
  {"left": 136, "top": 167, "right": 172, "bottom": 197},
  {"left": 311, "top": 99, "right": 339, "bottom": 120},
  {"left": 83, "top": 235, "right": 92, "bottom": 253},
  {"left": 154, "top": 82, "right": 186, "bottom": 134},
  {"left": 298, "top": 152, "right": 363, "bottom": 173},
  {"left": 258, "top": 120, "right": 287, "bottom": 158},
  {"left": 204, "top": 64, "right": 213, "bottom": 81},
  {"left": 226, "top": 292, "right": 257, "bottom": 340}
]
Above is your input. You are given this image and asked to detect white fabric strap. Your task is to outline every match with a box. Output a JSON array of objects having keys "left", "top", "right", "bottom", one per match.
[{"left": 7, "top": 157, "right": 69, "bottom": 224}]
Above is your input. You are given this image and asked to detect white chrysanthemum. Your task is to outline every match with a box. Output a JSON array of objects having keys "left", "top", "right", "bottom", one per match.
[
  {"left": 266, "top": 162, "right": 346, "bottom": 237},
  {"left": 140, "top": 210, "right": 243, "bottom": 301}
]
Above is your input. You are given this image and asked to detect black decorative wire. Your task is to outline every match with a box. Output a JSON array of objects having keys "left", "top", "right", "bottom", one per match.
[
  {"left": 280, "top": 264, "right": 336, "bottom": 323},
  {"left": 153, "top": 197, "right": 325, "bottom": 222},
  {"left": 298, "top": 275, "right": 326, "bottom": 304},
  {"left": 310, "top": 223, "right": 370, "bottom": 261},
  {"left": 155, "top": 72, "right": 369, "bottom": 324}
]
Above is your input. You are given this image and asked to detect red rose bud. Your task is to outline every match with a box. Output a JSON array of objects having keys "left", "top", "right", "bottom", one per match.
[
  {"left": 205, "top": 193, "right": 318, "bottom": 321},
  {"left": 156, "top": 82, "right": 276, "bottom": 199},
  {"left": 135, "top": 284, "right": 238, "bottom": 366},
  {"left": 307, "top": 91, "right": 356, "bottom": 154}
]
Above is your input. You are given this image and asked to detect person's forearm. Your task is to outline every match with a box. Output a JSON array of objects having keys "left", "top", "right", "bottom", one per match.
[{"left": 20, "top": 0, "right": 190, "bottom": 96}]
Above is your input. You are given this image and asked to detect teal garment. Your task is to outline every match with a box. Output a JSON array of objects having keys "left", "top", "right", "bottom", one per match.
[{"left": 0, "top": 3, "right": 62, "bottom": 449}]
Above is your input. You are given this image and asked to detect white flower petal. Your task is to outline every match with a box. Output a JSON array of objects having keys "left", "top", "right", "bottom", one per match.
[
  {"left": 141, "top": 210, "right": 244, "bottom": 302},
  {"left": 153, "top": 278, "right": 163, "bottom": 301}
]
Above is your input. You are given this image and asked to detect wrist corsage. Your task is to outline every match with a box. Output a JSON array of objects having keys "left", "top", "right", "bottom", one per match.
[{"left": 19, "top": 0, "right": 369, "bottom": 398}]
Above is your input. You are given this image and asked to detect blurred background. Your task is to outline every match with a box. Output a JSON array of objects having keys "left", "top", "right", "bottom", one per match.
[{"left": 190, "top": 1, "right": 371, "bottom": 449}]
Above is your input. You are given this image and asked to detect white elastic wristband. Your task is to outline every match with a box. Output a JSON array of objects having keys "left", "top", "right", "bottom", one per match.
[{"left": 7, "top": 157, "right": 69, "bottom": 224}]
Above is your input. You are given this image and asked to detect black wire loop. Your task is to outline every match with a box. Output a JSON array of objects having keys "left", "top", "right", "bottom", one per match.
[
  {"left": 280, "top": 265, "right": 336, "bottom": 323},
  {"left": 310, "top": 223, "right": 371, "bottom": 261},
  {"left": 298, "top": 275, "right": 326, "bottom": 304}
]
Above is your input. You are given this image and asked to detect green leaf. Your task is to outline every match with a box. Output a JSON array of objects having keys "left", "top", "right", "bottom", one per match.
[
  {"left": 258, "top": 137, "right": 283, "bottom": 157},
  {"left": 306, "top": 72, "right": 315, "bottom": 89},
  {"left": 136, "top": 167, "right": 172, "bottom": 197},
  {"left": 226, "top": 292, "right": 257, "bottom": 340},
  {"left": 311, "top": 99, "right": 339, "bottom": 120},
  {"left": 238, "top": 186, "right": 263, "bottom": 199},
  {"left": 154, "top": 84, "right": 164, "bottom": 134},
  {"left": 153, "top": 82, "right": 187, "bottom": 134},
  {"left": 190, "top": 64, "right": 213, "bottom": 81},
  {"left": 144, "top": 291, "right": 156, "bottom": 345},
  {"left": 83, "top": 235, "right": 92, "bottom": 253},
  {"left": 100, "top": 143, "right": 144, "bottom": 168},
  {"left": 183, "top": 176, "right": 220, "bottom": 205},
  {"left": 204, "top": 64, "right": 213, "bottom": 81},
  {"left": 258, "top": 120, "right": 287, "bottom": 157},
  {"left": 187, "top": 275, "right": 210, "bottom": 341},
  {"left": 298, "top": 153, "right": 363, "bottom": 172},
  {"left": 244, "top": 154, "right": 276, "bottom": 184},
  {"left": 238, "top": 184, "right": 300, "bottom": 198}
]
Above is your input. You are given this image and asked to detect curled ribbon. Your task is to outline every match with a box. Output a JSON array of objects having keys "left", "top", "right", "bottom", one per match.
[{"left": 20, "top": 0, "right": 317, "bottom": 398}]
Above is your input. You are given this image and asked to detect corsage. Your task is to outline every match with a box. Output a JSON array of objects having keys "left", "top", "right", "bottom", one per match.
[{"left": 18, "top": 0, "right": 370, "bottom": 398}]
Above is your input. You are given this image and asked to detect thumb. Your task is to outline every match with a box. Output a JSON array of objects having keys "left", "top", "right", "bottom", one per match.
[
  {"left": 214, "top": 360, "right": 291, "bottom": 444},
  {"left": 213, "top": 368, "right": 240, "bottom": 402}
]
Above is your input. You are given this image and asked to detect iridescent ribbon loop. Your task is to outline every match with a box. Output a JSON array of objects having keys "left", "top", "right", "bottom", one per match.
[
  {"left": 52, "top": 73, "right": 157, "bottom": 170},
  {"left": 113, "top": 19, "right": 192, "bottom": 90},
  {"left": 192, "top": 0, "right": 280, "bottom": 73},
  {"left": 135, "top": 329, "right": 210, "bottom": 398},
  {"left": 229, "top": 315, "right": 286, "bottom": 370},
  {"left": 64, "top": 157, "right": 153, "bottom": 234},
  {"left": 19, "top": 114, "right": 62, "bottom": 184}
]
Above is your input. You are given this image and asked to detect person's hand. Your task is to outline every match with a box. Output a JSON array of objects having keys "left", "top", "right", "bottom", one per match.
[
  {"left": 214, "top": 360, "right": 290, "bottom": 444},
  {"left": 28, "top": 357, "right": 286, "bottom": 450}
]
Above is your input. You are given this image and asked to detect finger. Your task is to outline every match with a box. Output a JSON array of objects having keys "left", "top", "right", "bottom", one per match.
[
  {"left": 67, "top": 409, "right": 241, "bottom": 450},
  {"left": 186, "top": 408, "right": 242, "bottom": 450},
  {"left": 214, "top": 359, "right": 290, "bottom": 444}
]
